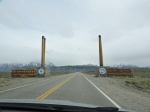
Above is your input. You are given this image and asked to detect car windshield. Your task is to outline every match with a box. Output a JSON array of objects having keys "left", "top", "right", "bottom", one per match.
[{"left": 0, "top": 0, "right": 150, "bottom": 112}]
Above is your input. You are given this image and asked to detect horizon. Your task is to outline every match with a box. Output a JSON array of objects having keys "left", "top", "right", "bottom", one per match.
[{"left": 0, "top": 62, "right": 149, "bottom": 68}]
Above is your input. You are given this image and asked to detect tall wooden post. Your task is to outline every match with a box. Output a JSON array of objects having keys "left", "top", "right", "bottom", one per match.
[
  {"left": 43, "top": 37, "right": 46, "bottom": 68},
  {"left": 41, "top": 36, "right": 45, "bottom": 67},
  {"left": 99, "top": 35, "right": 103, "bottom": 66}
]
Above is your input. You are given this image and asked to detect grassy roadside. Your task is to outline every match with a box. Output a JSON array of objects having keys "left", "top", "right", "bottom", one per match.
[
  {"left": 0, "top": 71, "right": 73, "bottom": 88},
  {"left": 116, "top": 77, "right": 150, "bottom": 90},
  {"left": 133, "top": 68, "right": 150, "bottom": 78},
  {"left": 0, "top": 72, "right": 11, "bottom": 78},
  {"left": 82, "top": 68, "right": 150, "bottom": 90},
  {"left": 82, "top": 70, "right": 95, "bottom": 75},
  {"left": 116, "top": 68, "right": 150, "bottom": 90},
  {"left": 50, "top": 71, "right": 73, "bottom": 76}
]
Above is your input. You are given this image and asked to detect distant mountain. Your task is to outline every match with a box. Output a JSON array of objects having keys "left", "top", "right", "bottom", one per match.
[
  {"left": 62, "top": 64, "right": 98, "bottom": 67},
  {"left": 0, "top": 62, "right": 55, "bottom": 72},
  {"left": 0, "top": 63, "right": 23, "bottom": 69},
  {"left": 46, "top": 62, "right": 56, "bottom": 67},
  {"left": 50, "top": 65, "right": 97, "bottom": 72},
  {"left": 1, "top": 62, "right": 148, "bottom": 72},
  {"left": 26, "top": 62, "right": 41, "bottom": 67},
  {"left": 0, "top": 62, "right": 98, "bottom": 72},
  {"left": 112, "top": 64, "right": 139, "bottom": 68},
  {"left": 83, "top": 64, "right": 97, "bottom": 66}
]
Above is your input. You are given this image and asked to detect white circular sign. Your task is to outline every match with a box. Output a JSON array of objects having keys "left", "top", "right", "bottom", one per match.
[
  {"left": 99, "top": 68, "right": 106, "bottom": 74},
  {"left": 38, "top": 68, "right": 45, "bottom": 75}
]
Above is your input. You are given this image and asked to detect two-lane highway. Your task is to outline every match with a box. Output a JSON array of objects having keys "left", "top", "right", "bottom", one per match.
[{"left": 0, "top": 72, "right": 120, "bottom": 108}]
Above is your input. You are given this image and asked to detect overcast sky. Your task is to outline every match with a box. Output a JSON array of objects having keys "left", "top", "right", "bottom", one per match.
[{"left": 0, "top": 0, "right": 150, "bottom": 66}]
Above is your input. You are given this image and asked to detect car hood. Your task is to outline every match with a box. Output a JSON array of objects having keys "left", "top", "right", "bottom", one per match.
[
  {"left": 0, "top": 99, "right": 133, "bottom": 112},
  {"left": 0, "top": 99, "right": 98, "bottom": 107}
]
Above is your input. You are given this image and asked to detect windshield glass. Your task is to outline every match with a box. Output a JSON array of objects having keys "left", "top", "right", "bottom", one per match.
[{"left": 0, "top": 0, "right": 150, "bottom": 112}]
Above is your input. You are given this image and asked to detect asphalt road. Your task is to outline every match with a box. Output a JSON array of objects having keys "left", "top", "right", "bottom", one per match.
[{"left": 0, "top": 72, "right": 119, "bottom": 107}]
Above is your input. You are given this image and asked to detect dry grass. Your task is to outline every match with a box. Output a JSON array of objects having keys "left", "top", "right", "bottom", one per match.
[
  {"left": 0, "top": 72, "right": 11, "bottom": 78},
  {"left": 133, "top": 68, "right": 150, "bottom": 78},
  {"left": 117, "top": 77, "right": 150, "bottom": 90},
  {"left": 115, "top": 68, "right": 150, "bottom": 90},
  {"left": 82, "top": 70, "right": 96, "bottom": 75},
  {"left": 82, "top": 68, "right": 150, "bottom": 90},
  {"left": 50, "top": 71, "right": 73, "bottom": 76}
]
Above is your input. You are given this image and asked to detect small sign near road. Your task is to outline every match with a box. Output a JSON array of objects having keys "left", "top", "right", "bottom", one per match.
[
  {"left": 107, "top": 69, "right": 133, "bottom": 76},
  {"left": 11, "top": 70, "right": 37, "bottom": 77},
  {"left": 38, "top": 68, "right": 45, "bottom": 75},
  {"left": 99, "top": 67, "right": 107, "bottom": 75}
]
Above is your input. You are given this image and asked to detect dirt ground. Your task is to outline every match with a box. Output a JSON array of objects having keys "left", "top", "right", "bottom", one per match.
[{"left": 84, "top": 74, "right": 150, "bottom": 112}]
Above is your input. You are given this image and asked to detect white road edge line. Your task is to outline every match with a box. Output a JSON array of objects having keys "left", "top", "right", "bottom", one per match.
[
  {"left": 82, "top": 74, "right": 121, "bottom": 108},
  {"left": 0, "top": 78, "right": 51, "bottom": 94}
]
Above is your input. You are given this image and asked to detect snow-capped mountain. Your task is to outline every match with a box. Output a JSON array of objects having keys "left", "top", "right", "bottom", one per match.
[{"left": 0, "top": 62, "right": 55, "bottom": 72}]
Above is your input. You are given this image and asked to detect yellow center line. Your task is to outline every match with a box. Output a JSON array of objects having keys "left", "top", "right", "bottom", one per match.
[{"left": 37, "top": 75, "right": 73, "bottom": 100}]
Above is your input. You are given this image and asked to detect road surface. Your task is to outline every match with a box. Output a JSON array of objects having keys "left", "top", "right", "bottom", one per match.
[{"left": 0, "top": 72, "right": 120, "bottom": 108}]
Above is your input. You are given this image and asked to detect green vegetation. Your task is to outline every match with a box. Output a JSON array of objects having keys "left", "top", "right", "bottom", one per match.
[
  {"left": 82, "top": 68, "right": 150, "bottom": 90},
  {"left": 117, "top": 77, "right": 150, "bottom": 89},
  {"left": 139, "top": 80, "right": 150, "bottom": 89},
  {"left": 0, "top": 72, "right": 11, "bottom": 78},
  {"left": 50, "top": 71, "right": 73, "bottom": 76},
  {"left": 116, "top": 68, "right": 150, "bottom": 90},
  {"left": 133, "top": 68, "right": 150, "bottom": 78},
  {"left": 81, "top": 70, "right": 96, "bottom": 75}
]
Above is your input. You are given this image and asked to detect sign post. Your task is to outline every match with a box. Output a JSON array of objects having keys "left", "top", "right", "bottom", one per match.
[
  {"left": 99, "top": 35, "right": 103, "bottom": 67},
  {"left": 40, "top": 36, "right": 46, "bottom": 77},
  {"left": 11, "top": 70, "right": 37, "bottom": 77},
  {"left": 96, "top": 35, "right": 133, "bottom": 77}
]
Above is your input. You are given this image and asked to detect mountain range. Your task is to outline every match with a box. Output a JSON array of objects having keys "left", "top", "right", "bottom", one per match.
[
  {"left": 0, "top": 62, "right": 55, "bottom": 72},
  {"left": 0, "top": 62, "right": 97, "bottom": 72},
  {"left": 0, "top": 62, "right": 149, "bottom": 72}
]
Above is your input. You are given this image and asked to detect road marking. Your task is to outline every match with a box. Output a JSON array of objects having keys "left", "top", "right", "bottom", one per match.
[
  {"left": 37, "top": 76, "right": 73, "bottom": 100},
  {"left": 82, "top": 74, "right": 121, "bottom": 108},
  {"left": 0, "top": 78, "right": 52, "bottom": 94}
]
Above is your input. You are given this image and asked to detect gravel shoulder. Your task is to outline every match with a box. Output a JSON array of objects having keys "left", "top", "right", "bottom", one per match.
[
  {"left": 84, "top": 74, "right": 150, "bottom": 112},
  {"left": 0, "top": 77, "right": 49, "bottom": 91},
  {"left": 0, "top": 75, "right": 63, "bottom": 91}
]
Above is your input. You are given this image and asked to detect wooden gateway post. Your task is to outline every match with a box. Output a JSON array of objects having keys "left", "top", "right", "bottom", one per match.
[
  {"left": 96, "top": 35, "right": 133, "bottom": 77},
  {"left": 41, "top": 36, "right": 46, "bottom": 68},
  {"left": 11, "top": 36, "right": 49, "bottom": 77},
  {"left": 38, "top": 36, "right": 46, "bottom": 77},
  {"left": 99, "top": 35, "right": 103, "bottom": 67}
]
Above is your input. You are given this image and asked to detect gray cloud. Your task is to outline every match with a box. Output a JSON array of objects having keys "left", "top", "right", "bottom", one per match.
[{"left": 0, "top": 0, "right": 150, "bottom": 66}]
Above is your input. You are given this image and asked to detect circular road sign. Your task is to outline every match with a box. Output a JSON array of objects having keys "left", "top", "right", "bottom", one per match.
[
  {"left": 99, "top": 67, "right": 107, "bottom": 75},
  {"left": 38, "top": 68, "right": 45, "bottom": 75}
]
